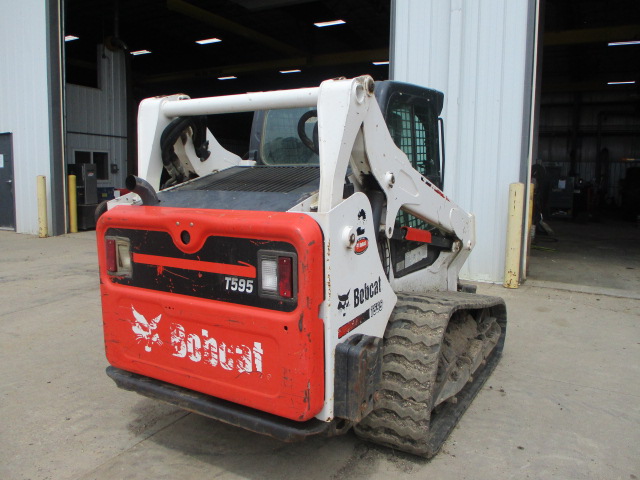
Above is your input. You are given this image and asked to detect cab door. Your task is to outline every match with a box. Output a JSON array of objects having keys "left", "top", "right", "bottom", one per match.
[
  {"left": 375, "top": 82, "right": 446, "bottom": 278},
  {"left": 0, "top": 133, "right": 15, "bottom": 230}
]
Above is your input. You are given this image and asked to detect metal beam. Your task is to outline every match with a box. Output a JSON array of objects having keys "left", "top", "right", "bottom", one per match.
[
  {"left": 542, "top": 80, "right": 640, "bottom": 93},
  {"left": 166, "top": 0, "right": 304, "bottom": 57},
  {"left": 544, "top": 24, "right": 640, "bottom": 46},
  {"left": 46, "top": 0, "right": 66, "bottom": 236},
  {"left": 139, "top": 48, "right": 389, "bottom": 85}
]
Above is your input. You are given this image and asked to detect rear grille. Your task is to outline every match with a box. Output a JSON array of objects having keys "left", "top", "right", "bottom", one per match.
[{"left": 180, "top": 166, "right": 320, "bottom": 193}]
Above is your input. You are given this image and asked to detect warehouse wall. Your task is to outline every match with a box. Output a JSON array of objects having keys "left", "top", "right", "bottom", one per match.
[
  {"left": 0, "top": 1, "right": 54, "bottom": 234},
  {"left": 538, "top": 91, "right": 640, "bottom": 207},
  {"left": 391, "top": 0, "right": 537, "bottom": 282},
  {"left": 66, "top": 46, "right": 128, "bottom": 191}
]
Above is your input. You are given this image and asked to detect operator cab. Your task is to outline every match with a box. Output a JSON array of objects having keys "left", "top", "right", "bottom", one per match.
[
  {"left": 248, "top": 81, "right": 447, "bottom": 279},
  {"left": 248, "top": 81, "right": 445, "bottom": 190}
]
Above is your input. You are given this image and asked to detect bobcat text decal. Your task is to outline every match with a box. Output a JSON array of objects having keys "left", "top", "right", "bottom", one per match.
[
  {"left": 129, "top": 307, "right": 263, "bottom": 374},
  {"left": 353, "top": 276, "right": 382, "bottom": 308},
  {"left": 170, "top": 324, "right": 263, "bottom": 373}
]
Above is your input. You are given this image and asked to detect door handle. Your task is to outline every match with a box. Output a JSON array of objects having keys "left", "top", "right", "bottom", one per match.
[{"left": 5, "top": 180, "right": 11, "bottom": 184}]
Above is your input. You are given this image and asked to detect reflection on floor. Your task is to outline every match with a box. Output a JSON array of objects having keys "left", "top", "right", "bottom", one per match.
[{"left": 526, "top": 218, "right": 640, "bottom": 295}]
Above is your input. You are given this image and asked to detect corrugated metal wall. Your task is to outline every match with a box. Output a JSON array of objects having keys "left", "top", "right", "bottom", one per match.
[
  {"left": 0, "top": 1, "right": 53, "bottom": 234},
  {"left": 65, "top": 46, "right": 128, "bottom": 190},
  {"left": 391, "top": 0, "right": 537, "bottom": 282}
]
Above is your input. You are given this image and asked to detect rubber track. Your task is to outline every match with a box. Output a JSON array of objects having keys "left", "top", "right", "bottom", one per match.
[{"left": 353, "top": 291, "right": 507, "bottom": 458}]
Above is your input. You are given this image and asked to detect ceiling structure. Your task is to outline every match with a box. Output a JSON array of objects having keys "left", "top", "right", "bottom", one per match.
[
  {"left": 64, "top": 0, "right": 391, "bottom": 99},
  {"left": 542, "top": 0, "right": 640, "bottom": 97},
  {"left": 64, "top": 0, "right": 639, "bottom": 101}
]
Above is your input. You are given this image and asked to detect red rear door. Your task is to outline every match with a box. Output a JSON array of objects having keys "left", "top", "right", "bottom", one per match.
[{"left": 97, "top": 206, "right": 325, "bottom": 421}]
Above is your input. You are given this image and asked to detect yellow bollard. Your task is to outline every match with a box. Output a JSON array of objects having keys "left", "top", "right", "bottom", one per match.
[
  {"left": 37, "top": 175, "right": 48, "bottom": 238},
  {"left": 504, "top": 182, "right": 525, "bottom": 288},
  {"left": 68, "top": 175, "right": 78, "bottom": 233}
]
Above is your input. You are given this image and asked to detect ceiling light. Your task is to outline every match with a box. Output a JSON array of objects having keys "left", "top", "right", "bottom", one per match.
[
  {"left": 314, "top": 19, "right": 345, "bottom": 27},
  {"left": 608, "top": 40, "right": 640, "bottom": 46},
  {"left": 280, "top": 69, "right": 301, "bottom": 74},
  {"left": 218, "top": 76, "right": 237, "bottom": 80},
  {"left": 372, "top": 61, "right": 389, "bottom": 65},
  {"left": 196, "top": 37, "right": 222, "bottom": 45},
  {"left": 130, "top": 50, "right": 151, "bottom": 56},
  {"left": 607, "top": 81, "right": 636, "bottom": 85},
  {"left": 64, "top": 35, "right": 79, "bottom": 42}
]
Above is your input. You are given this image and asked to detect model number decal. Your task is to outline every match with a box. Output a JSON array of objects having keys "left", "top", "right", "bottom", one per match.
[
  {"left": 338, "top": 299, "right": 384, "bottom": 338},
  {"left": 224, "top": 276, "right": 254, "bottom": 293}
]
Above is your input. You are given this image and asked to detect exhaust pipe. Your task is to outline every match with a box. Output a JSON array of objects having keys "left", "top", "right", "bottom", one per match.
[{"left": 126, "top": 175, "right": 159, "bottom": 206}]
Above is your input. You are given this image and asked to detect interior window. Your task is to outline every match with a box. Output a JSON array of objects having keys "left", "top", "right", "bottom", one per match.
[
  {"left": 74, "top": 150, "right": 109, "bottom": 180},
  {"left": 260, "top": 107, "right": 319, "bottom": 165},
  {"left": 93, "top": 152, "right": 108, "bottom": 180},
  {"left": 75, "top": 151, "right": 91, "bottom": 164}
]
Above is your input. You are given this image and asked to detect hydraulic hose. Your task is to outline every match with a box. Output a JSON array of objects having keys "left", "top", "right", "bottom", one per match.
[{"left": 126, "top": 175, "right": 160, "bottom": 206}]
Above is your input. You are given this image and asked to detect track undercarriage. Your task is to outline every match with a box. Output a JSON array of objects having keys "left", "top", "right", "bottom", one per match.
[{"left": 355, "top": 291, "right": 507, "bottom": 458}]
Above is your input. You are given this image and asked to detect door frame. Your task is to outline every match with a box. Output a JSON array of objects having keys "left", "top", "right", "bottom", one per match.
[{"left": 0, "top": 132, "right": 16, "bottom": 231}]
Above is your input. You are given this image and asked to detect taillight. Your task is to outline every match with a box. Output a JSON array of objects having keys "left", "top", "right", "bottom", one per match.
[
  {"left": 105, "top": 236, "right": 132, "bottom": 275},
  {"left": 258, "top": 251, "right": 297, "bottom": 300},
  {"left": 278, "top": 256, "right": 293, "bottom": 298},
  {"left": 106, "top": 238, "right": 117, "bottom": 272},
  {"left": 261, "top": 258, "right": 278, "bottom": 291}
]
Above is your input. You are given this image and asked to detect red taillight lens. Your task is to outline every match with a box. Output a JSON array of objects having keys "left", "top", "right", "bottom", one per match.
[
  {"left": 106, "top": 238, "right": 117, "bottom": 272},
  {"left": 105, "top": 236, "right": 131, "bottom": 275},
  {"left": 278, "top": 256, "right": 293, "bottom": 298}
]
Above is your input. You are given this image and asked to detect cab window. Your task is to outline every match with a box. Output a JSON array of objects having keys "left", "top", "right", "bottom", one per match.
[{"left": 260, "top": 107, "right": 319, "bottom": 165}]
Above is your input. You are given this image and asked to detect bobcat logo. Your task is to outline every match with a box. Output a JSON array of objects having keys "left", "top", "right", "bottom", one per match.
[
  {"left": 337, "top": 290, "right": 350, "bottom": 316},
  {"left": 130, "top": 306, "right": 163, "bottom": 352}
]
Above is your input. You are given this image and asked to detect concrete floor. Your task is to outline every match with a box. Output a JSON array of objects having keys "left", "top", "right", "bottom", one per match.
[
  {"left": 1, "top": 230, "right": 639, "bottom": 480},
  {"left": 527, "top": 218, "right": 640, "bottom": 297}
]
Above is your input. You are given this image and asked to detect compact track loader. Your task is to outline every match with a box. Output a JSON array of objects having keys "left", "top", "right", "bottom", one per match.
[{"left": 97, "top": 76, "right": 506, "bottom": 458}]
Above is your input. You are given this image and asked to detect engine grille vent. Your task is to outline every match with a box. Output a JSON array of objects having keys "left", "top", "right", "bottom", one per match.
[{"left": 182, "top": 166, "right": 320, "bottom": 193}]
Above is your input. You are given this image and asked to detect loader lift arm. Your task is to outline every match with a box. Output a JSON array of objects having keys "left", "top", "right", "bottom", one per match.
[{"left": 133, "top": 76, "right": 474, "bottom": 290}]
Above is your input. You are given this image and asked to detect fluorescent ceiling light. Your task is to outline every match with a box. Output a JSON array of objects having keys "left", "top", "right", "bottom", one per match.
[
  {"left": 218, "top": 76, "right": 237, "bottom": 80},
  {"left": 608, "top": 40, "right": 640, "bottom": 46},
  {"left": 196, "top": 37, "right": 222, "bottom": 45},
  {"left": 64, "top": 35, "right": 79, "bottom": 42},
  {"left": 280, "top": 69, "right": 301, "bottom": 74},
  {"left": 607, "top": 80, "right": 636, "bottom": 85},
  {"left": 130, "top": 50, "right": 151, "bottom": 56},
  {"left": 314, "top": 19, "right": 345, "bottom": 27},
  {"left": 372, "top": 61, "right": 389, "bottom": 65}
]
